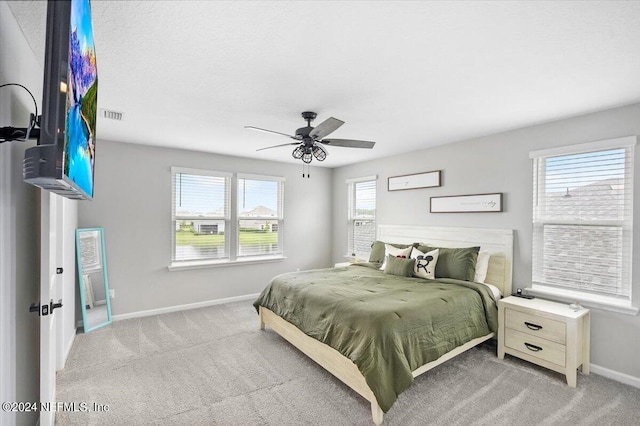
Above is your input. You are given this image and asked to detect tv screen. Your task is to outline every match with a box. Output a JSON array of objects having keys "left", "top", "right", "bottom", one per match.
[
  {"left": 23, "top": 0, "right": 98, "bottom": 200},
  {"left": 65, "top": 0, "right": 98, "bottom": 198}
]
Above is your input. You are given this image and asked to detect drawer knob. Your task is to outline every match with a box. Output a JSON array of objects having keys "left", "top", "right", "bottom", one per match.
[
  {"left": 524, "top": 321, "right": 543, "bottom": 331},
  {"left": 524, "top": 342, "right": 543, "bottom": 352}
]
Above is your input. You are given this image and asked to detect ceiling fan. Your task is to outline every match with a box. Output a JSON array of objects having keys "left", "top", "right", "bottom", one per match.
[{"left": 245, "top": 111, "right": 375, "bottom": 164}]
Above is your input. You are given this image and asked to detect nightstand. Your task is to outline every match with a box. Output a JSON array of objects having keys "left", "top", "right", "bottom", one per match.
[{"left": 498, "top": 296, "right": 590, "bottom": 387}]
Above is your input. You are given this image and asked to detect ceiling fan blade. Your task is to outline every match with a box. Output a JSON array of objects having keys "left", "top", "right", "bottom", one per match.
[
  {"left": 256, "top": 142, "right": 301, "bottom": 152},
  {"left": 245, "top": 126, "right": 298, "bottom": 140},
  {"left": 320, "top": 139, "right": 376, "bottom": 149},
  {"left": 309, "top": 117, "right": 345, "bottom": 140}
]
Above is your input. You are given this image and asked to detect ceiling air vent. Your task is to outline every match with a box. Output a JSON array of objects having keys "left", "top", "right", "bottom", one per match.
[{"left": 100, "top": 109, "right": 124, "bottom": 121}]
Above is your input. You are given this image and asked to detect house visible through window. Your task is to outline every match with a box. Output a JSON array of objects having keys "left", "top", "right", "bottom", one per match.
[
  {"left": 347, "top": 176, "right": 377, "bottom": 260},
  {"left": 530, "top": 137, "right": 635, "bottom": 310},
  {"left": 170, "top": 167, "right": 284, "bottom": 268}
]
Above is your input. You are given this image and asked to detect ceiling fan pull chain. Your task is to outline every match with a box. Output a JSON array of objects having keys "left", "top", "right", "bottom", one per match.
[{"left": 301, "top": 164, "right": 310, "bottom": 178}]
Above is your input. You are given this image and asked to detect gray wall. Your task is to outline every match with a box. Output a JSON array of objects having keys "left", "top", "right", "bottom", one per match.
[
  {"left": 0, "top": 3, "right": 42, "bottom": 425},
  {"left": 332, "top": 103, "right": 640, "bottom": 380},
  {"left": 0, "top": 145, "right": 40, "bottom": 426},
  {"left": 78, "top": 140, "right": 333, "bottom": 315}
]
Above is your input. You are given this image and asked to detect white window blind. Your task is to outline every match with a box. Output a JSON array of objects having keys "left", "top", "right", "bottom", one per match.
[
  {"left": 237, "top": 174, "right": 284, "bottom": 257},
  {"left": 347, "top": 176, "right": 377, "bottom": 260},
  {"left": 171, "top": 168, "right": 231, "bottom": 262},
  {"left": 531, "top": 138, "right": 635, "bottom": 301}
]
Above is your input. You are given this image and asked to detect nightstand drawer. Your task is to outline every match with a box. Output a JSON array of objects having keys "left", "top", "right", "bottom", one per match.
[
  {"left": 505, "top": 309, "right": 566, "bottom": 344},
  {"left": 505, "top": 329, "right": 566, "bottom": 367}
]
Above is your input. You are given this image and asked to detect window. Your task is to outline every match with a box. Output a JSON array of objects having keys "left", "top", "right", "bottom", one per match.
[
  {"left": 347, "top": 176, "right": 377, "bottom": 260},
  {"left": 237, "top": 174, "right": 284, "bottom": 258},
  {"left": 530, "top": 137, "right": 636, "bottom": 310},
  {"left": 170, "top": 168, "right": 284, "bottom": 268},
  {"left": 172, "top": 168, "right": 231, "bottom": 263}
]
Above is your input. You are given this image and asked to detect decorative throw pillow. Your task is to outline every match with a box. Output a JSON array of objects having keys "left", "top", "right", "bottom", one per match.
[
  {"left": 410, "top": 247, "right": 439, "bottom": 279},
  {"left": 416, "top": 245, "right": 480, "bottom": 281},
  {"left": 369, "top": 241, "right": 415, "bottom": 264},
  {"left": 474, "top": 250, "right": 491, "bottom": 283},
  {"left": 383, "top": 255, "right": 415, "bottom": 277},
  {"left": 380, "top": 244, "right": 413, "bottom": 270}
]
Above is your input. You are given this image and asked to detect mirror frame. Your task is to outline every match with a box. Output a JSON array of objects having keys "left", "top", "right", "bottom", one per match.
[{"left": 76, "top": 227, "right": 112, "bottom": 332}]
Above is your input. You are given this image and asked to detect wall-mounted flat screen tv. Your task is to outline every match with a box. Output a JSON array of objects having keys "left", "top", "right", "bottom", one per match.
[{"left": 24, "top": 0, "right": 98, "bottom": 200}]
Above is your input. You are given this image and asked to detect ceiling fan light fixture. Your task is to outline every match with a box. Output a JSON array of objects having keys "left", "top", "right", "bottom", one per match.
[
  {"left": 250, "top": 112, "right": 375, "bottom": 164},
  {"left": 292, "top": 145, "right": 304, "bottom": 159},
  {"left": 312, "top": 145, "right": 327, "bottom": 161}
]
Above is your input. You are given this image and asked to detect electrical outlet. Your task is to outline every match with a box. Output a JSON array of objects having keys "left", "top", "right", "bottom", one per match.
[{"left": 109, "top": 289, "right": 115, "bottom": 298}]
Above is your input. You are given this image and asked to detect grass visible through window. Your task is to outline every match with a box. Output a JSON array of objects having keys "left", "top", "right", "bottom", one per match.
[{"left": 175, "top": 230, "right": 278, "bottom": 246}]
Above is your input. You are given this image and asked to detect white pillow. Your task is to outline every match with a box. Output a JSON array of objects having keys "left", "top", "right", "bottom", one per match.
[
  {"left": 474, "top": 250, "right": 491, "bottom": 283},
  {"left": 380, "top": 244, "right": 413, "bottom": 270},
  {"left": 483, "top": 282, "right": 502, "bottom": 302},
  {"left": 411, "top": 247, "right": 439, "bottom": 279}
]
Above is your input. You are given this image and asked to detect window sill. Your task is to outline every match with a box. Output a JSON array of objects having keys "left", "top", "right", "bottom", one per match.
[
  {"left": 168, "top": 255, "right": 287, "bottom": 271},
  {"left": 528, "top": 284, "right": 639, "bottom": 315}
]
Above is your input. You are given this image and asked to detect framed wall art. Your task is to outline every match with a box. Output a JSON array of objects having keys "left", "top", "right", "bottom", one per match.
[
  {"left": 430, "top": 193, "right": 503, "bottom": 213},
  {"left": 388, "top": 170, "right": 441, "bottom": 191}
]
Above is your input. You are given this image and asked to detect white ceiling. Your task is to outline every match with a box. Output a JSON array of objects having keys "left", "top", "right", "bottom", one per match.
[{"left": 8, "top": 1, "right": 640, "bottom": 168}]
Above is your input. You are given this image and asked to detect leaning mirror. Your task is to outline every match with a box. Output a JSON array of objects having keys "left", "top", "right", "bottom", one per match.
[{"left": 76, "top": 227, "right": 112, "bottom": 332}]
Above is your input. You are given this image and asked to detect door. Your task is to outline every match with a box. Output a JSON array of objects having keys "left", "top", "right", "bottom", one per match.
[{"left": 39, "top": 191, "right": 60, "bottom": 426}]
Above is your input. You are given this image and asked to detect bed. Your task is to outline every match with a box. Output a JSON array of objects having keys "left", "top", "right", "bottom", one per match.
[{"left": 254, "top": 225, "right": 514, "bottom": 424}]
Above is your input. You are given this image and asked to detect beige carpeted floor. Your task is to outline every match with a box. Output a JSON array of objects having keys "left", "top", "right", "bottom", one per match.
[{"left": 56, "top": 301, "right": 640, "bottom": 425}]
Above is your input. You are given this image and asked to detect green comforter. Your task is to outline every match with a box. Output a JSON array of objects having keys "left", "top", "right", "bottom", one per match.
[{"left": 253, "top": 263, "right": 498, "bottom": 412}]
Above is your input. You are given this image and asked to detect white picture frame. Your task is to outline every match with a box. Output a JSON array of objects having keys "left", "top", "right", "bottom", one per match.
[
  {"left": 388, "top": 170, "right": 441, "bottom": 191},
  {"left": 430, "top": 193, "right": 503, "bottom": 213}
]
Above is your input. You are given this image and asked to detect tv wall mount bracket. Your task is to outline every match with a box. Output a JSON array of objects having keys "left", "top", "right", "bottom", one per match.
[{"left": 0, "top": 113, "right": 41, "bottom": 143}]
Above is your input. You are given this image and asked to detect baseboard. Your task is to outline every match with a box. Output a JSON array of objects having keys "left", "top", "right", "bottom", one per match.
[
  {"left": 590, "top": 363, "right": 640, "bottom": 389},
  {"left": 111, "top": 293, "right": 261, "bottom": 321}
]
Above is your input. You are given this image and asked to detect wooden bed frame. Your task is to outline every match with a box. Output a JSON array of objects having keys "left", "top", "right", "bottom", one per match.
[{"left": 259, "top": 225, "right": 514, "bottom": 424}]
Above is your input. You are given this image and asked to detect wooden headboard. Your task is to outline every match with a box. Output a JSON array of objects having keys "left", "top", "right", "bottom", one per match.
[{"left": 377, "top": 225, "right": 514, "bottom": 296}]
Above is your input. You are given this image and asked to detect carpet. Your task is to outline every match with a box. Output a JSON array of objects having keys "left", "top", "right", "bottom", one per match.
[{"left": 56, "top": 301, "right": 640, "bottom": 425}]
